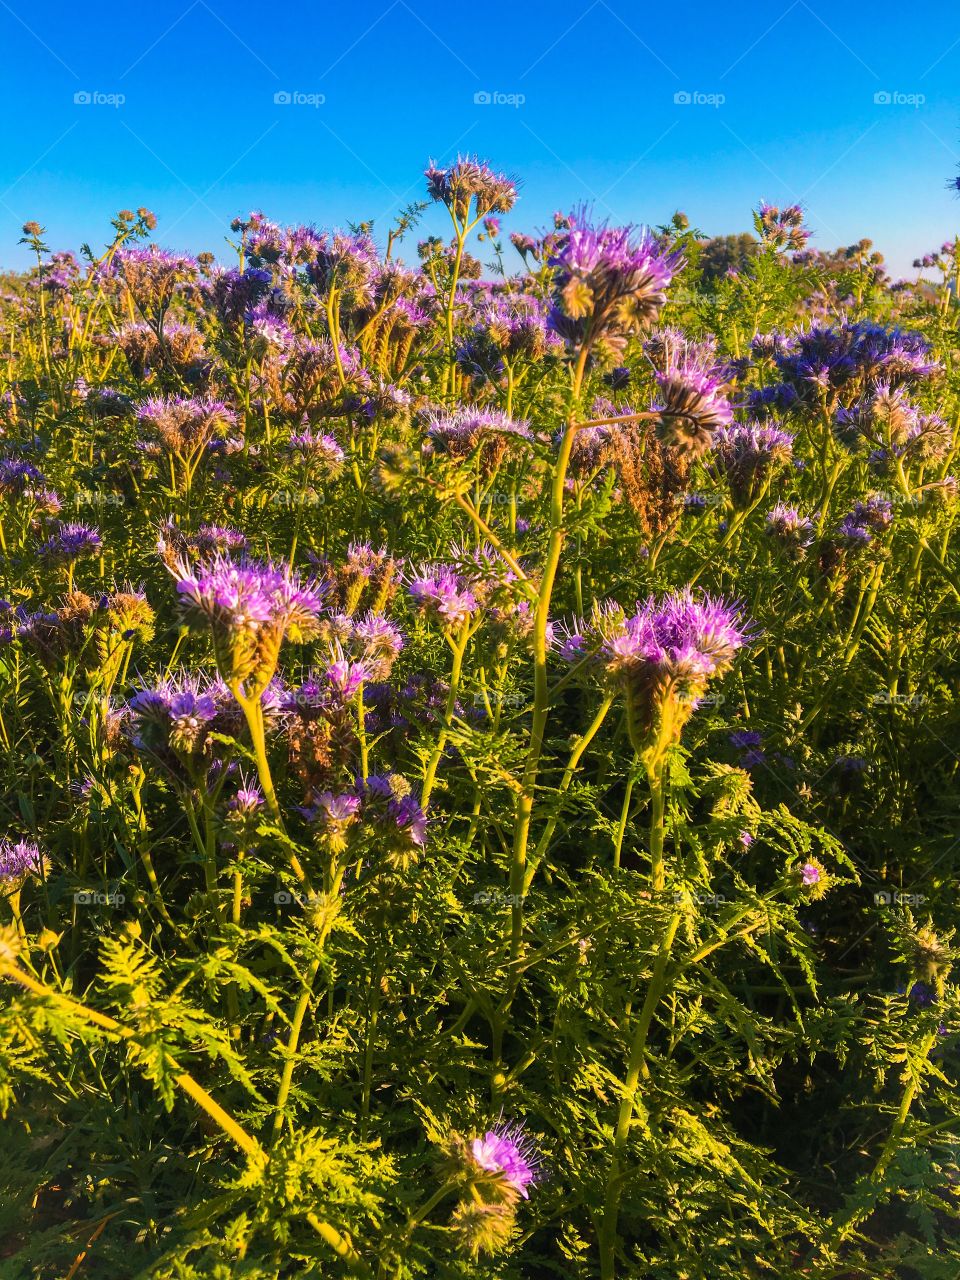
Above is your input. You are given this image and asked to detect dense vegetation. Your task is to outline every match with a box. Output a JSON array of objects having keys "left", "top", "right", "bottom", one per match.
[{"left": 0, "top": 161, "right": 959, "bottom": 1278}]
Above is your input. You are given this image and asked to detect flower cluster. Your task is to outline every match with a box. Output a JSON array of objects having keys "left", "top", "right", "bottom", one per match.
[
  {"left": 170, "top": 554, "right": 325, "bottom": 696},
  {"left": 548, "top": 213, "right": 684, "bottom": 359}
]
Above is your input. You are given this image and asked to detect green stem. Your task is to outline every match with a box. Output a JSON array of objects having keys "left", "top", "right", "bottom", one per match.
[{"left": 598, "top": 911, "right": 682, "bottom": 1279}]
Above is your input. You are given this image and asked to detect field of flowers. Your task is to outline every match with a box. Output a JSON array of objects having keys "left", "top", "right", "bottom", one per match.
[{"left": 0, "top": 157, "right": 959, "bottom": 1279}]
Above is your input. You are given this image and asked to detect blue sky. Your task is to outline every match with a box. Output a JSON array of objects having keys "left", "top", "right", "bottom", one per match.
[{"left": 1, "top": 0, "right": 958, "bottom": 275}]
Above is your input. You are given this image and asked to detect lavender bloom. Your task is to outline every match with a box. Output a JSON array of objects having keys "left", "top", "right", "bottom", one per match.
[
  {"left": 37, "top": 522, "right": 102, "bottom": 564},
  {"left": 837, "top": 494, "right": 894, "bottom": 546},
  {"left": 170, "top": 554, "right": 325, "bottom": 695},
  {"left": 312, "top": 790, "right": 362, "bottom": 851},
  {"left": 469, "top": 1122, "right": 540, "bottom": 1199},
  {"left": 0, "top": 458, "right": 45, "bottom": 496},
  {"left": 352, "top": 613, "right": 404, "bottom": 680},
  {"left": 456, "top": 294, "right": 562, "bottom": 377},
  {"left": 129, "top": 673, "right": 222, "bottom": 752},
  {"left": 427, "top": 407, "right": 533, "bottom": 473},
  {"left": 408, "top": 565, "right": 477, "bottom": 630},
  {"left": 593, "top": 590, "right": 753, "bottom": 760},
  {"left": 192, "top": 525, "right": 249, "bottom": 556},
  {"left": 206, "top": 266, "right": 273, "bottom": 325},
  {"left": 801, "top": 863, "right": 821, "bottom": 886},
  {"left": 769, "top": 322, "right": 939, "bottom": 409},
  {"left": 358, "top": 773, "right": 428, "bottom": 865},
  {"left": 287, "top": 430, "right": 346, "bottom": 476},
  {"left": 306, "top": 231, "right": 380, "bottom": 307},
  {"left": 0, "top": 838, "right": 44, "bottom": 885},
  {"left": 548, "top": 212, "right": 683, "bottom": 356}
]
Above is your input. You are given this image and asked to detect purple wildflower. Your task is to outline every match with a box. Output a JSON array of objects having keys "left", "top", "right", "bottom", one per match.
[
  {"left": 0, "top": 838, "right": 44, "bottom": 885},
  {"left": 170, "top": 554, "right": 325, "bottom": 694},
  {"left": 469, "top": 1121, "right": 540, "bottom": 1199},
  {"left": 408, "top": 565, "right": 477, "bottom": 630},
  {"left": 711, "top": 422, "right": 794, "bottom": 504},
  {"left": 548, "top": 211, "right": 683, "bottom": 356},
  {"left": 37, "top": 522, "right": 102, "bottom": 564}
]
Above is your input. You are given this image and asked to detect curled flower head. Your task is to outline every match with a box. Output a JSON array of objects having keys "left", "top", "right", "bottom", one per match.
[
  {"left": 137, "top": 396, "right": 237, "bottom": 454},
  {"left": 427, "top": 407, "right": 533, "bottom": 475},
  {"left": 586, "top": 591, "right": 752, "bottom": 767},
  {"left": 170, "top": 554, "right": 325, "bottom": 697},
  {"left": 753, "top": 201, "right": 810, "bottom": 252},
  {"left": 711, "top": 422, "right": 794, "bottom": 505},
  {"left": 408, "top": 565, "right": 477, "bottom": 631},
  {"left": 653, "top": 347, "right": 734, "bottom": 457},
  {"left": 425, "top": 156, "right": 517, "bottom": 221},
  {"left": 128, "top": 671, "right": 226, "bottom": 766},
  {"left": 360, "top": 774, "right": 428, "bottom": 868},
  {"left": 548, "top": 212, "right": 683, "bottom": 359}
]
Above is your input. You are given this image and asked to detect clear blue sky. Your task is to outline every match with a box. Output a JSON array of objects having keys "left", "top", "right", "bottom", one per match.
[{"left": 1, "top": 0, "right": 958, "bottom": 276}]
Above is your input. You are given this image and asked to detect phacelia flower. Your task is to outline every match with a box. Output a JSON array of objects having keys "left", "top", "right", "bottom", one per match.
[
  {"left": 37, "top": 522, "right": 102, "bottom": 564},
  {"left": 425, "top": 156, "right": 518, "bottom": 221},
  {"left": 170, "top": 554, "right": 325, "bottom": 696},
  {"left": 548, "top": 211, "right": 683, "bottom": 358},
  {"left": 653, "top": 348, "right": 734, "bottom": 458},
  {"left": 590, "top": 590, "right": 753, "bottom": 767},
  {"left": 468, "top": 1122, "right": 540, "bottom": 1201},
  {"left": 0, "top": 838, "right": 45, "bottom": 886},
  {"left": 137, "top": 396, "right": 237, "bottom": 455},
  {"left": 711, "top": 422, "right": 794, "bottom": 504},
  {"left": 765, "top": 503, "right": 817, "bottom": 560},
  {"left": 408, "top": 565, "right": 477, "bottom": 631}
]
